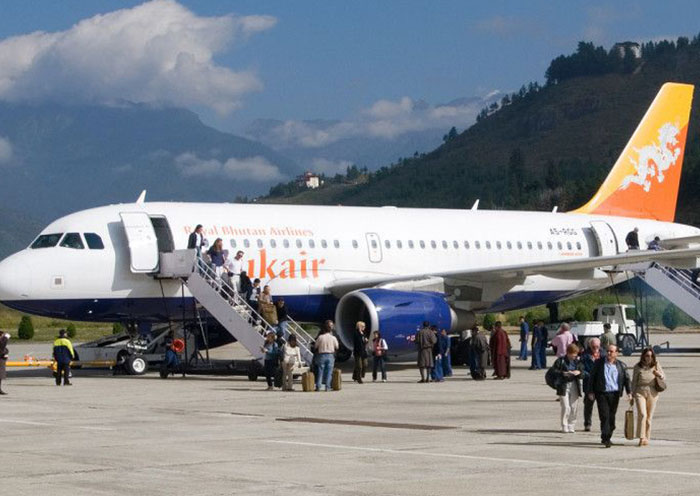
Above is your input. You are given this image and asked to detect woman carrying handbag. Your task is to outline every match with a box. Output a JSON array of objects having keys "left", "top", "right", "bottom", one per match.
[{"left": 631, "top": 347, "right": 666, "bottom": 446}]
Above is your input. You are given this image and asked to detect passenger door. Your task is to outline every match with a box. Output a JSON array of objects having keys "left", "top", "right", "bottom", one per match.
[
  {"left": 120, "top": 212, "right": 160, "bottom": 273},
  {"left": 365, "top": 232, "right": 383, "bottom": 263},
  {"left": 589, "top": 221, "right": 619, "bottom": 257}
]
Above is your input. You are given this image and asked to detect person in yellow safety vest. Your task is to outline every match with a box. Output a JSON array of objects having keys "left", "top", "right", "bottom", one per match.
[{"left": 52, "top": 329, "right": 75, "bottom": 386}]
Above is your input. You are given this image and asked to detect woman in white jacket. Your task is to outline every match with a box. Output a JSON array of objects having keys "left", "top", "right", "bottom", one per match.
[{"left": 282, "top": 335, "right": 302, "bottom": 391}]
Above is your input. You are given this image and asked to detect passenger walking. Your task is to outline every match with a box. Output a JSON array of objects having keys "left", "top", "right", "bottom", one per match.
[
  {"left": 227, "top": 250, "right": 245, "bottom": 292},
  {"left": 599, "top": 323, "right": 616, "bottom": 352},
  {"left": 0, "top": 332, "right": 9, "bottom": 395},
  {"left": 581, "top": 338, "right": 602, "bottom": 432},
  {"left": 431, "top": 326, "right": 445, "bottom": 382},
  {"left": 248, "top": 278, "right": 261, "bottom": 309},
  {"left": 52, "top": 329, "right": 75, "bottom": 386},
  {"left": 468, "top": 325, "right": 489, "bottom": 380},
  {"left": 632, "top": 347, "right": 666, "bottom": 446},
  {"left": 415, "top": 321, "right": 436, "bottom": 383},
  {"left": 440, "top": 329, "right": 453, "bottom": 377},
  {"left": 517, "top": 316, "right": 529, "bottom": 360},
  {"left": 314, "top": 324, "right": 339, "bottom": 391},
  {"left": 371, "top": 330, "right": 388, "bottom": 382},
  {"left": 276, "top": 299, "right": 290, "bottom": 337},
  {"left": 550, "top": 323, "right": 574, "bottom": 358},
  {"left": 187, "top": 224, "right": 206, "bottom": 257},
  {"left": 206, "top": 238, "right": 227, "bottom": 288},
  {"left": 281, "top": 335, "right": 302, "bottom": 391},
  {"left": 588, "top": 345, "right": 632, "bottom": 447},
  {"left": 552, "top": 343, "right": 584, "bottom": 433},
  {"left": 352, "top": 321, "right": 368, "bottom": 383},
  {"left": 260, "top": 332, "right": 280, "bottom": 391},
  {"left": 529, "top": 320, "right": 548, "bottom": 370},
  {"left": 625, "top": 227, "right": 640, "bottom": 250},
  {"left": 239, "top": 271, "right": 252, "bottom": 302},
  {"left": 489, "top": 321, "right": 511, "bottom": 379},
  {"left": 647, "top": 236, "right": 662, "bottom": 251}
]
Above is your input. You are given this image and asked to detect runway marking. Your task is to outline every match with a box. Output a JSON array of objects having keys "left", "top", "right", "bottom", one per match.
[
  {"left": 0, "top": 419, "right": 115, "bottom": 431},
  {"left": 276, "top": 417, "right": 455, "bottom": 430},
  {"left": 266, "top": 440, "right": 700, "bottom": 478}
]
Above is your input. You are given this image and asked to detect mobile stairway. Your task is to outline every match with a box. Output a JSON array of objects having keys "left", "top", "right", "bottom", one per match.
[
  {"left": 182, "top": 257, "right": 316, "bottom": 369},
  {"left": 636, "top": 263, "right": 700, "bottom": 324}
]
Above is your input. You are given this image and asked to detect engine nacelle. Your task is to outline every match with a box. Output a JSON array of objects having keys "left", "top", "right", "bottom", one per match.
[{"left": 335, "top": 289, "right": 457, "bottom": 356}]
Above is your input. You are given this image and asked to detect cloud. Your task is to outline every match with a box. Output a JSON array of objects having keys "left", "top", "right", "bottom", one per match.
[
  {"left": 174, "top": 152, "right": 284, "bottom": 182},
  {"left": 310, "top": 158, "right": 354, "bottom": 175},
  {"left": 248, "top": 92, "right": 501, "bottom": 148},
  {"left": 0, "top": 0, "right": 276, "bottom": 114},
  {"left": 0, "top": 136, "right": 13, "bottom": 163},
  {"left": 473, "top": 16, "right": 522, "bottom": 36}
]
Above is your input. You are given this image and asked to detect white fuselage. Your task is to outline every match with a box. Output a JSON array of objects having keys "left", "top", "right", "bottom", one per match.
[{"left": 0, "top": 202, "right": 697, "bottom": 324}]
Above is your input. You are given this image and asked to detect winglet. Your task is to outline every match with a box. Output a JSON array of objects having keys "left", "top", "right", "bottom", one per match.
[
  {"left": 136, "top": 190, "right": 147, "bottom": 204},
  {"left": 571, "top": 83, "right": 694, "bottom": 222},
  {"left": 471, "top": 199, "right": 480, "bottom": 211}
]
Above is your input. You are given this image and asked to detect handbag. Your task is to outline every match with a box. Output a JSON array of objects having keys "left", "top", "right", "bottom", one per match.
[
  {"left": 624, "top": 406, "right": 635, "bottom": 440},
  {"left": 654, "top": 367, "right": 667, "bottom": 392}
]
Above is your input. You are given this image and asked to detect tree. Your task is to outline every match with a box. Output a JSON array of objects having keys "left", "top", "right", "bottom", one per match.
[
  {"left": 662, "top": 304, "right": 680, "bottom": 331},
  {"left": 443, "top": 126, "right": 458, "bottom": 143},
  {"left": 507, "top": 148, "right": 525, "bottom": 205},
  {"left": 18, "top": 315, "right": 34, "bottom": 340},
  {"left": 66, "top": 323, "right": 77, "bottom": 339},
  {"left": 482, "top": 313, "right": 496, "bottom": 329},
  {"left": 573, "top": 307, "right": 589, "bottom": 322}
]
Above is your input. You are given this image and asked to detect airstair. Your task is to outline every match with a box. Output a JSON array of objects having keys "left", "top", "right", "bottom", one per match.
[
  {"left": 182, "top": 257, "right": 315, "bottom": 366},
  {"left": 636, "top": 263, "right": 700, "bottom": 324}
]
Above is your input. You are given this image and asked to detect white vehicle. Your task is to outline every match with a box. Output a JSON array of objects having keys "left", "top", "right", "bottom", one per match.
[
  {"left": 552, "top": 304, "right": 639, "bottom": 355},
  {"left": 0, "top": 83, "right": 699, "bottom": 358}
]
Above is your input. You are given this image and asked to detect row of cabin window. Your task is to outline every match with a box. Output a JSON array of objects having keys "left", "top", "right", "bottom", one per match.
[{"left": 230, "top": 238, "right": 583, "bottom": 251}]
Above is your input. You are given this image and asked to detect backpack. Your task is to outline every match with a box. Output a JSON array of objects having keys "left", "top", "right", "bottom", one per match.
[{"left": 545, "top": 363, "right": 560, "bottom": 390}]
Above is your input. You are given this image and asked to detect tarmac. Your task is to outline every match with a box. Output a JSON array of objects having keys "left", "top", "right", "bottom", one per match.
[{"left": 2, "top": 333, "right": 700, "bottom": 496}]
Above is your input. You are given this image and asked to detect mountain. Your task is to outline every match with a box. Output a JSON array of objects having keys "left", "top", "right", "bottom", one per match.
[
  {"left": 0, "top": 102, "right": 299, "bottom": 224},
  {"left": 258, "top": 38, "right": 700, "bottom": 228}
]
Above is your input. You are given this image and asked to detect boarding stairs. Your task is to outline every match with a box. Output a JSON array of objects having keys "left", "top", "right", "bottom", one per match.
[
  {"left": 637, "top": 263, "right": 700, "bottom": 324},
  {"left": 183, "top": 257, "right": 315, "bottom": 365}
]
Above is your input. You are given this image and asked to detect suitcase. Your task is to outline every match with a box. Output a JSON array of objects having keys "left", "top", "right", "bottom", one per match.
[
  {"left": 332, "top": 368, "right": 342, "bottom": 391},
  {"left": 301, "top": 371, "right": 315, "bottom": 392},
  {"left": 624, "top": 406, "right": 635, "bottom": 440}
]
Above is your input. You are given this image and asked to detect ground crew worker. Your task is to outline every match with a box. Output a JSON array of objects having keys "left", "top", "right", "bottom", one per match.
[{"left": 53, "top": 329, "right": 75, "bottom": 386}]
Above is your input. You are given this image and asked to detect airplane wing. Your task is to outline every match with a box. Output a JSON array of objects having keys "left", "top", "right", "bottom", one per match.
[{"left": 328, "top": 247, "right": 700, "bottom": 296}]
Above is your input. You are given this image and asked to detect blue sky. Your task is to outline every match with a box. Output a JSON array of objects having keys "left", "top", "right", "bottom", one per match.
[{"left": 1, "top": 0, "right": 699, "bottom": 134}]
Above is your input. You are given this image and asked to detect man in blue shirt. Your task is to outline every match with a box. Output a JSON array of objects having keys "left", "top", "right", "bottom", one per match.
[
  {"left": 588, "top": 345, "right": 632, "bottom": 447},
  {"left": 529, "top": 320, "right": 548, "bottom": 370},
  {"left": 518, "top": 316, "right": 529, "bottom": 361}
]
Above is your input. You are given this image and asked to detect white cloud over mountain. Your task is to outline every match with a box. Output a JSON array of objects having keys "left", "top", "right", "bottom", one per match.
[
  {"left": 175, "top": 152, "right": 285, "bottom": 182},
  {"left": 249, "top": 93, "right": 501, "bottom": 149},
  {"left": 0, "top": 0, "right": 276, "bottom": 113}
]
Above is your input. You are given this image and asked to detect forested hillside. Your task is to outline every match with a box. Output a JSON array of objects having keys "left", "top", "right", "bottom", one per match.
[{"left": 261, "top": 37, "right": 700, "bottom": 227}]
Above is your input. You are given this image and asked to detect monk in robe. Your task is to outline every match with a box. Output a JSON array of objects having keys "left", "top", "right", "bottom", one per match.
[{"left": 489, "top": 321, "right": 511, "bottom": 379}]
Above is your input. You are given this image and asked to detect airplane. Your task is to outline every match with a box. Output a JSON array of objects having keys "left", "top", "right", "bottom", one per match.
[{"left": 0, "top": 82, "right": 699, "bottom": 357}]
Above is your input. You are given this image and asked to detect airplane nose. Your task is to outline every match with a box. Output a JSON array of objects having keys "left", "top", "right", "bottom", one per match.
[{"left": 0, "top": 255, "right": 31, "bottom": 300}]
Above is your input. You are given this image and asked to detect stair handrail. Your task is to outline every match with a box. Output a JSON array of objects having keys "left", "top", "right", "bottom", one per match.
[
  {"left": 190, "top": 257, "right": 314, "bottom": 364},
  {"left": 650, "top": 262, "right": 700, "bottom": 299}
]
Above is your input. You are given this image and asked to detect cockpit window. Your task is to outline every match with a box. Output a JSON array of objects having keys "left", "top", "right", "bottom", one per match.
[
  {"left": 30, "top": 233, "right": 63, "bottom": 249},
  {"left": 84, "top": 233, "right": 105, "bottom": 250},
  {"left": 60, "top": 233, "right": 84, "bottom": 249}
]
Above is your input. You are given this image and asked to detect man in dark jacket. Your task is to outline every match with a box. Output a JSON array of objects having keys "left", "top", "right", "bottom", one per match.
[
  {"left": 415, "top": 321, "right": 436, "bottom": 383},
  {"left": 52, "top": 329, "right": 75, "bottom": 386},
  {"left": 580, "top": 337, "right": 602, "bottom": 431},
  {"left": 352, "top": 321, "right": 368, "bottom": 383},
  {"left": 588, "top": 344, "right": 631, "bottom": 447},
  {"left": 625, "top": 227, "right": 640, "bottom": 250}
]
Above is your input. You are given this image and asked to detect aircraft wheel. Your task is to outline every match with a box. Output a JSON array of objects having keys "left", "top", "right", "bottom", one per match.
[
  {"left": 248, "top": 360, "right": 262, "bottom": 381},
  {"left": 620, "top": 335, "right": 636, "bottom": 356},
  {"left": 125, "top": 354, "right": 148, "bottom": 375}
]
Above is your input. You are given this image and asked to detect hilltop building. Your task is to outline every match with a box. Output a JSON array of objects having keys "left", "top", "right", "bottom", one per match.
[
  {"left": 298, "top": 171, "right": 322, "bottom": 189},
  {"left": 612, "top": 41, "right": 641, "bottom": 59}
]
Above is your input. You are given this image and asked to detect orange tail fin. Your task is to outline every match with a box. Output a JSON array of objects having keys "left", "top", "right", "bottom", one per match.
[{"left": 571, "top": 82, "right": 694, "bottom": 222}]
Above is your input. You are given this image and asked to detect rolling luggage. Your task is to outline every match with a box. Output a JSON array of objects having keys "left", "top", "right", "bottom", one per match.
[
  {"left": 301, "top": 371, "right": 315, "bottom": 392},
  {"left": 332, "top": 368, "right": 342, "bottom": 391},
  {"left": 624, "top": 406, "right": 635, "bottom": 440}
]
